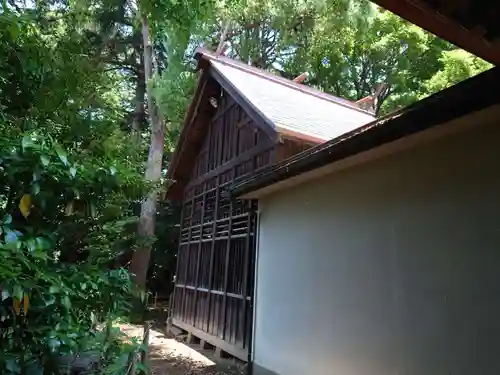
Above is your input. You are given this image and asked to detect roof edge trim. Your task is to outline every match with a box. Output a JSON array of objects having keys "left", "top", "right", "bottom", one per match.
[{"left": 230, "top": 67, "right": 500, "bottom": 198}]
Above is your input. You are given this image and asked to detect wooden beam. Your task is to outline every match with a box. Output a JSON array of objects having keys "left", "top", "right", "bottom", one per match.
[
  {"left": 185, "top": 141, "right": 275, "bottom": 191},
  {"left": 241, "top": 200, "right": 253, "bottom": 349},
  {"left": 181, "top": 197, "right": 195, "bottom": 321},
  {"left": 170, "top": 199, "right": 186, "bottom": 320},
  {"left": 192, "top": 184, "right": 206, "bottom": 328},
  {"left": 206, "top": 175, "right": 220, "bottom": 333},
  {"left": 167, "top": 74, "right": 209, "bottom": 180},
  {"left": 293, "top": 72, "right": 309, "bottom": 83},
  {"left": 172, "top": 318, "right": 248, "bottom": 361},
  {"left": 221, "top": 169, "right": 234, "bottom": 341}
]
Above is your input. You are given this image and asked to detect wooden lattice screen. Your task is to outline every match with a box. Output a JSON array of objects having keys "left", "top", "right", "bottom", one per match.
[{"left": 171, "top": 87, "right": 274, "bottom": 359}]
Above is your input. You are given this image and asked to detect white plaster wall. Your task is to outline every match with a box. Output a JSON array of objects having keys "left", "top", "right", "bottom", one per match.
[{"left": 253, "top": 120, "right": 500, "bottom": 375}]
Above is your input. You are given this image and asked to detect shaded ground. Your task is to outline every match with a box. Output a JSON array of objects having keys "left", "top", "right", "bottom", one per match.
[{"left": 117, "top": 323, "right": 246, "bottom": 375}]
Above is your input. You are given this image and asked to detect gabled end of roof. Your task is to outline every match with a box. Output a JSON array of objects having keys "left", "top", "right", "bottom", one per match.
[{"left": 194, "top": 47, "right": 374, "bottom": 117}]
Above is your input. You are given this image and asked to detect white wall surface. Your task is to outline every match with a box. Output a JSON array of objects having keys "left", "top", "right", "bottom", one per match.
[{"left": 254, "top": 119, "right": 500, "bottom": 375}]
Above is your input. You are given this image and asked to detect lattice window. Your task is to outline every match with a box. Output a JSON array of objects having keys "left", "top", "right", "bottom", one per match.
[{"left": 203, "top": 187, "right": 216, "bottom": 223}]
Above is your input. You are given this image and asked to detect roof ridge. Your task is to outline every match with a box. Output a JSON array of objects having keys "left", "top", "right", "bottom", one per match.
[{"left": 194, "top": 47, "right": 374, "bottom": 116}]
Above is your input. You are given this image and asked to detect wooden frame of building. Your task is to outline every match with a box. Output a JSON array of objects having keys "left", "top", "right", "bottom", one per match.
[
  {"left": 163, "top": 0, "right": 500, "bottom": 370},
  {"left": 166, "top": 48, "right": 374, "bottom": 360}
]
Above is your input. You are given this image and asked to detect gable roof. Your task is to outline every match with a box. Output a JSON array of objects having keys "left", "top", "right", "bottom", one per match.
[
  {"left": 196, "top": 48, "right": 375, "bottom": 143},
  {"left": 231, "top": 66, "right": 500, "bottom": 199},
  {"left": 166, "top": 48, "right": 375, "bottom": 200}
]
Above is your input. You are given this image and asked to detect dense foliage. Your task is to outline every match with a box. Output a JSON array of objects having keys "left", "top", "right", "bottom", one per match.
[{"left": 0, "top": 4, "right": 146, "bottom": 373}]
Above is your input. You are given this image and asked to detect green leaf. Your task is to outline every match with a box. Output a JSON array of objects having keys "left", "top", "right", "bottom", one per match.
[
  {"left": 36, "top": 237, "right": 50, "bottom": 250},
  {"left": 89, "top": 203, "right": 96, "bottom": 218},
  {"left": 26, "top": 238, "right": 37, "bottom": 252},
  {"left": 70, "top": 167, "right": 77, "bottom": 178},
  {"left": 43, "top": 295, "right": 56, "bottom": 306},
  {"left": 12, "top": 285, "right": 23, "bottom": 300},
  {"left": 32, "top": 183, "right": 41, "bottom": 196},
  {"left": 62, "top": 295, "right": 71, "bottom": 309},
  {"left": 136, "top": 362, "right": 149, "bottom": 374},
  {"left": 49, "top": 285, "right": 60, "bottom": 294},
  {"left": 33, "top": 170, "right": 41, "bottom": 181},
  {"left": 48, "top": 338, "right": 61, "bottom": 350},
  {"left": 54, "top": 144, "right": 68, "bottom": 166},
  {"left": 6, "top": 358, "right": 19, "bottom": 373},
  {"left": 3, "top": 214, "right": 12, "bottom": 224},
  {"left": 110, "top": 166, "right": 117, "bottom": 175},
  {"left": 22, "top": 136, "right": 35, "bottom": 150},
  {"left": 40, "top": 154, "right": 50, "bottom": 166},
  {"left": 1, "top": 289, "right": 10, "bottom": 300}
]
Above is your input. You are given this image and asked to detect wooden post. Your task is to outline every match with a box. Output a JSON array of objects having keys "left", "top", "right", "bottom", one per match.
[
  {"left": 221, "top": 170, "right": 234, "bottom": 340},
  {"left": 241, "top": 200, "right": 253, "bottom": 349},
  {"left": 206, "top": 175, "right": 220, "bottom": 333},
  {"left": 169, "top": 198, "right": 186, "bottom": 329},
  {"left": 193, "top": 184, "right": 206, "bottom": 328},
  {"left": 181, "top": 196, "right": 195, "bottom": 320}
]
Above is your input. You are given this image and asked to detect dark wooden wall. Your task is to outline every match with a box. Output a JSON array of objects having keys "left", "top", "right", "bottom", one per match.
[{"left": 171, "top": 84, "right": 275, "bottom": 359}]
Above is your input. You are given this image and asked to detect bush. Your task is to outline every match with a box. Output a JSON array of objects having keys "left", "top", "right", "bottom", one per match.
[{"left": 0, "top": 135, "right": 144, "bottom": 374}]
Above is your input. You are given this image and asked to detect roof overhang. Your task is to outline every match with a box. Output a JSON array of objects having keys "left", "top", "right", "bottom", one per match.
[
  {"left": 231, "top": 67, "right": 500, "bottom": 199},
  {"left": 372, "top": 0, "right": 500, "bottom": 65},
  {"left": 275, "top": 125, "right": 328, "bottom": 144}
]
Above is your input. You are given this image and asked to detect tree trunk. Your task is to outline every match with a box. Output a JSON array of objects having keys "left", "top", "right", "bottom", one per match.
[
  {"left": 129, "top": 14, "right": 165, "bottom": 289},
  {"left": 131, "top": 68, "right": 146, "bottom": 139}
]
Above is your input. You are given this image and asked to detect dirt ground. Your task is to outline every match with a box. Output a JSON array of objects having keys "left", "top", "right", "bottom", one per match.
[{"left": 117, "top": 323, "right": 246, "bottom": 375}]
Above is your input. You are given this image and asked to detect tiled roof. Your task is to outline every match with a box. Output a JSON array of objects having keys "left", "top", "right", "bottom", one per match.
[
  {"left": 231, "top": 65, "right": 500, "bottom": 198},
  {"left": 199, "top": 49, "right": 375, "bottom": 142}
]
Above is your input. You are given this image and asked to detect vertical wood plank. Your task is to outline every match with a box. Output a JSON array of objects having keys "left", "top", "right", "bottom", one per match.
[
  {"left": 240, "top": 200, "right": 253, "bottom": 349},
  {"left": 181, "top": 195, "right": 195, "bottom": 321},
  {"left": 171, "top": 199, "right": 186, "bottom": 319},
  {"left": 221, "top": 169, "right": 234, "bottom": 341},
  {"left": 206, "top": 116, "right": 212, "bottom": 172},
  {"left": 206, "top": 175, "right": 220, "bottom": 333},
  {"left": 193, "top": 182, "right": 206, "bottom": 328}
]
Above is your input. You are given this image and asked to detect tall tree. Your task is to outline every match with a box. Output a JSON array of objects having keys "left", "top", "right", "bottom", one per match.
[
  {"left": 0, "top": 2, "right": 145, "bottom": 372},
  {"left": 128, "top": 9, "right": 165, "bottom": 288},
  {"left": 281, "top": 5, "right": 454, "bottom": 115},
  {"left": 129, "top": 0, "right": 216, "bottom": 288},
  {"left": 422, "top": 49, "right": 492, "bottom": 94}
]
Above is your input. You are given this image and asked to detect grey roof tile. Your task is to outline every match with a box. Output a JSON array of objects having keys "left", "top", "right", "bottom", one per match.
[{"left": 210, "top": 59, "right": 375, "bottom": 142}]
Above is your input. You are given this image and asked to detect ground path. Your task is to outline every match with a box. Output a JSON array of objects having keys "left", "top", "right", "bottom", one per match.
[{"left": 117, "top": 323, "right": 246, "bottom": 375}]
